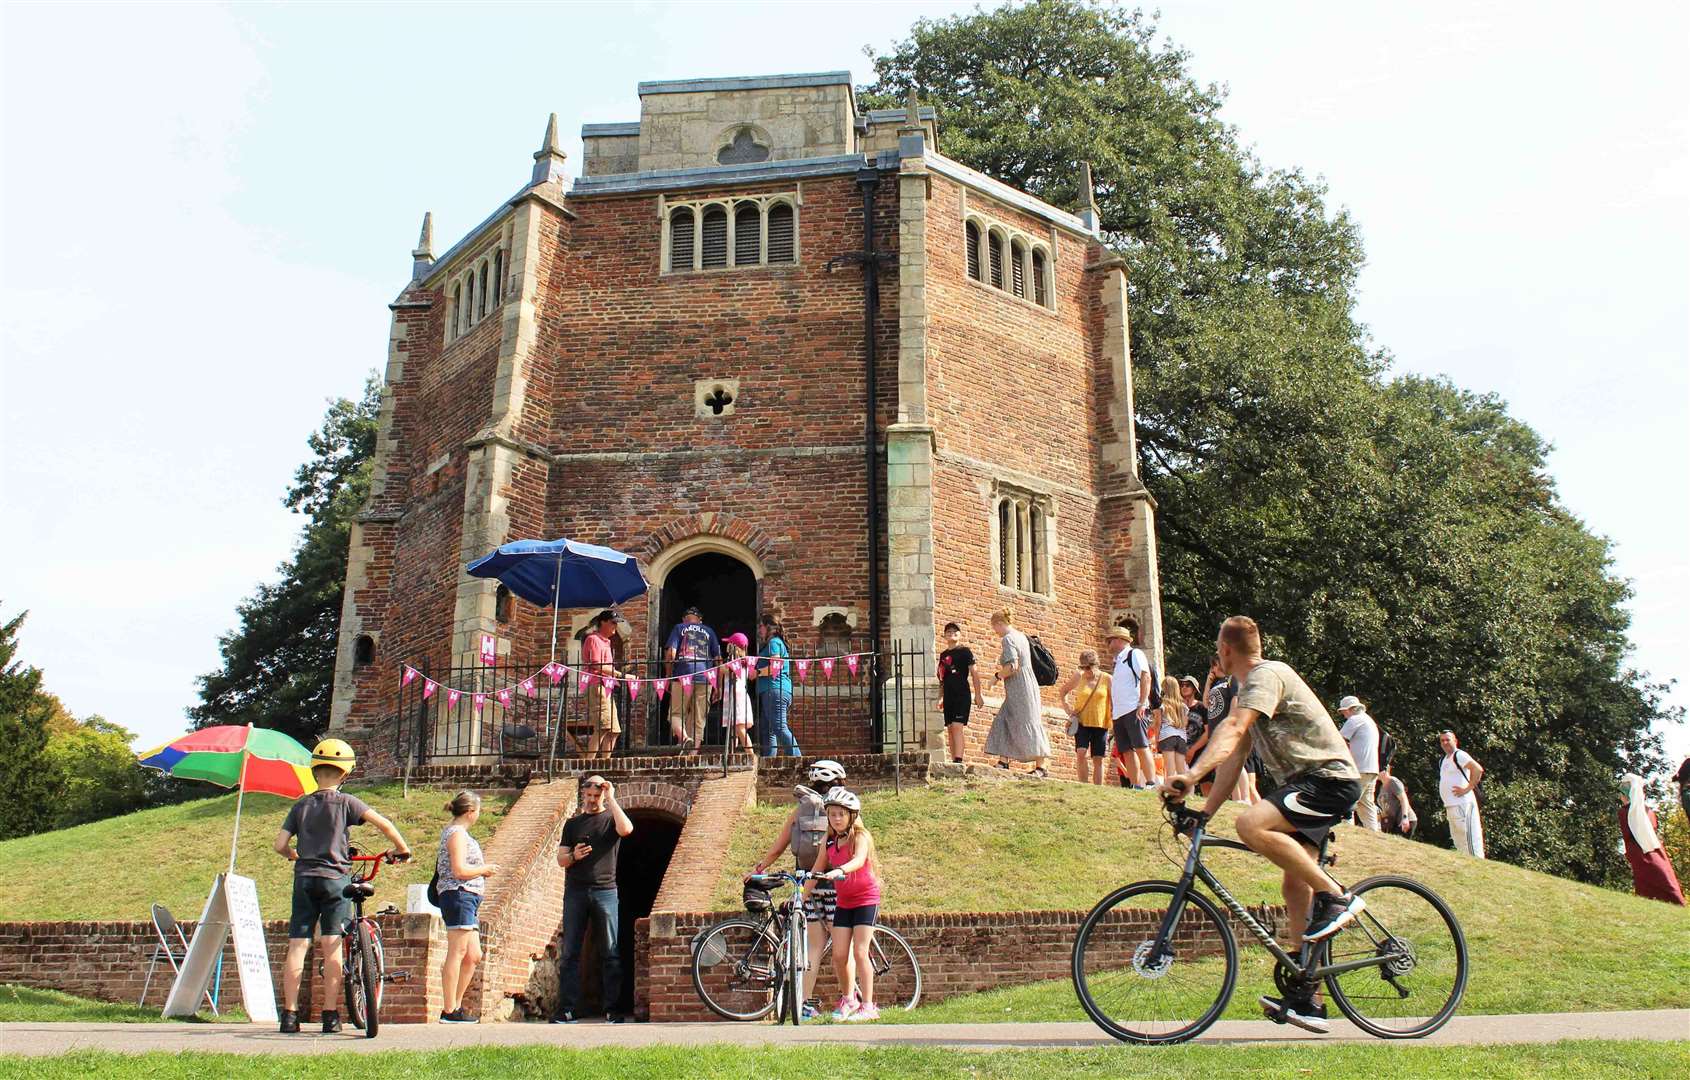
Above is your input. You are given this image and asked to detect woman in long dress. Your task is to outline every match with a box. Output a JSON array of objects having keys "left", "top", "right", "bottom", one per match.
[
  {"left": 984, "top": 608, "right": 1051, "bottom": 777},
  {"left": 1618, "top": 773, "right": 1685, "bottom": 906}
]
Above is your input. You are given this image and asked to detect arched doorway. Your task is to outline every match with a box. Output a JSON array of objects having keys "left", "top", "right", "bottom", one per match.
[
  {"left": 614, "top": 810, "right": 682, "bottom": 1016},
  {"left": 656, "top": 551, "right": 758, "bottom": 747}
]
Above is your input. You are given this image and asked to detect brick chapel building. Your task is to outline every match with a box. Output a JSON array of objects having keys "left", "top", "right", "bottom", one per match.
[{"left": 328, "top": 70, "right": 1163, "bottom": 765}]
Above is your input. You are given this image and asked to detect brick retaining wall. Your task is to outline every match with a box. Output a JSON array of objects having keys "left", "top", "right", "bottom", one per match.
[
  {"left": 638, "top": 902, "right": 1286, "bottom": 1022},
  {"left": 0, "top": 912, "right": 444, "bottom": 1023}
]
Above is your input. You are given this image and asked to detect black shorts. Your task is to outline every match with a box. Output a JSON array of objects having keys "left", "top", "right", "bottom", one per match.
[
  {"left": 1113, "top": 715, "right": 1149, "bottom": 750},
  {"left": 1157, "top": 735, "right": 1187, "bottom": 754},
  {"left": 942, "top": 695, "right": 971, "bottom": 726},
  {"left": 833, "top": 903, "right": 879, "bottom": 930},
  {"left": 1074, "top": 726, "right": 1107, "bottom": 755},
  {"left": 1265, "top": 775, "right": 1362, "bottom": 847}
]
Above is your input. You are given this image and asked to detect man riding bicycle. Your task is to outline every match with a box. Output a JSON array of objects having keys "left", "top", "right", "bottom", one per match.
[
  {"left": 1161, "top": 616, "right": 1363, "bottom": 1033},
  {"left": 747, "top": 759, "right": 846, "bottom": 1021}
]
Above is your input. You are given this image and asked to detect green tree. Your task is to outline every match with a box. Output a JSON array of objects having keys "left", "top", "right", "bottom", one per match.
[
  {"left": 866, "top": 0, "right": 1679, "bottom": 885},
  {"left": 189, "top": 374, "right": 381, "bottom": 747},
  {"left": 0, "top": 608, "right": 58, "bottom": 839},
  {"left": 43, "top": 714, "right": 154, "bottom": 829}
]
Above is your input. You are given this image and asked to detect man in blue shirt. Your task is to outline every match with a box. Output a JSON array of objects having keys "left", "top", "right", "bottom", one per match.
[{"left": 664, "top": 607, "right": 720, "bottom": 751}]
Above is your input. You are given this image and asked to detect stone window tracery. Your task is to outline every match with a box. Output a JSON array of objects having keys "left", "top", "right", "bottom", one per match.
[
  {"left": 661, "top": 192, "right": 800, "bottom": 274},
  {"left": 442, "top": 242, "right": 508, "bottom": 344},
  {"left": 992, "top": 484, "right": 1054, "bottom": 598},
  {"left": 963, "top": 211, "right": 1055, "bottom": 312}
]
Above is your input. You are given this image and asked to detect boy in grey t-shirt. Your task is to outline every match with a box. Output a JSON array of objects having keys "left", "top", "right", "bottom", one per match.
[{"left": 273, "top": 739, "right": 410, "bottom": 1035}]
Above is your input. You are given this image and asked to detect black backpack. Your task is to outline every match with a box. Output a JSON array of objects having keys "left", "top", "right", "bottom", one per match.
[
  {"left": 1027, "top": 636, "right": 1059, "bottom": 686},
  {"left": 1128, "top": 650, "right": 1162, "bottom": 710},
  {"left": 1378, "top": 729, "right": 1398, "bottom": 774}
]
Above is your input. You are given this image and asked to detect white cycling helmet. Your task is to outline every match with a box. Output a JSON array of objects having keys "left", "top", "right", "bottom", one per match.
[
  {"left": 807, "top": 759, "right": 847, "bottom": 785},
  {"left": 823, "top": 786, "right": 861, "bottom": 813}
]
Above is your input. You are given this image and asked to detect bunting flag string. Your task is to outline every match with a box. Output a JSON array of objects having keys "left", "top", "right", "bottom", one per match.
[{"left": 397, "top": 650, "right": 876, "bottom": 712}]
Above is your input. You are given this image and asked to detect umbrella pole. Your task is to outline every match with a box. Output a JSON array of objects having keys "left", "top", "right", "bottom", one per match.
[
  {"left": 227, "top": 726, "right": 252, "bottom": 876},
  {"left": 545, "top": 551, "right": 563, "bottom": 774}
]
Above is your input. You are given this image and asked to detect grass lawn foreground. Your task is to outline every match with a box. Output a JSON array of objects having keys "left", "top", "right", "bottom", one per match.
[
  {"left": 713, "top": 777, "right": 1690, "bottom": 1018},
  {"left": 1, "top": 1041, "right": 1686, "bottom": 1079}
]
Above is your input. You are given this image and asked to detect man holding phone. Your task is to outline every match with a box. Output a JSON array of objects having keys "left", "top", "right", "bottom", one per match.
[{"left": 552, "top": 775, "right": 634, "bottom": 1024}]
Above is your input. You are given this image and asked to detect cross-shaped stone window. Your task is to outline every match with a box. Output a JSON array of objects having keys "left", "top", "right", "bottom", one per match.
[
  {"left": 693, "top": 378, "right": 740, "bottom": 419},
  {"left": 704, "top": 386, "right": 734, "bottom": 414}
]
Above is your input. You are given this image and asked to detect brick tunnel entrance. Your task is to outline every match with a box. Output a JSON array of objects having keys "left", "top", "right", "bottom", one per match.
[{"left": 614, "top": 809, "right": 682, "bottom": 1015}]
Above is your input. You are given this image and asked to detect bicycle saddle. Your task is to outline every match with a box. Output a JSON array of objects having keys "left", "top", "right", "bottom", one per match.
[{"left": 343, "top": 881, "right": 377, "bottom": 900}]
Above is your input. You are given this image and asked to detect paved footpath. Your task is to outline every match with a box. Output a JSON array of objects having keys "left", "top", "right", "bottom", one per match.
[{"left": 2, "top": 1010, "right": 1686, "bottom": 1055}]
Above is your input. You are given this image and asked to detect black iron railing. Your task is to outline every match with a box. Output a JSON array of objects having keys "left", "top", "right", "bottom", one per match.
[{"left": 394, "top": 643, "right": 933, "bottom": 773}]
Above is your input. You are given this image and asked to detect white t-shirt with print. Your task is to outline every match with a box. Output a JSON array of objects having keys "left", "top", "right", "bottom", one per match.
[
  {"left": 1439, "top": 749, "right": 1479, "bottom": 808},
  {"left": 1339, "top": 710, "right": 1380, "bottom": 774}
]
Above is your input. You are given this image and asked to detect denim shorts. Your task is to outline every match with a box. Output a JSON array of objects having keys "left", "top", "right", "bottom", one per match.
[
  {"left": 438, "top": 888, "right": 482, "bottom": 930},
  {"left": 288, "top": 873, "right": 353, "bottom": 939}
]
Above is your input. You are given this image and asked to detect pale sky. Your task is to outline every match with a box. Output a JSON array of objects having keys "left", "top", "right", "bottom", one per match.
[{"left": 2, "top": 2, "right": 1685, "bottom": 770}]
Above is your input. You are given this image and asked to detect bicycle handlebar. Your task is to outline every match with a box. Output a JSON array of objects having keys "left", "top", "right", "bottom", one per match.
[
  {"left": 347, "top": 849, "right": 411, "bottom": 883},
  {"left": 747, "top": 869, "right": 834, "bottom": 889}
]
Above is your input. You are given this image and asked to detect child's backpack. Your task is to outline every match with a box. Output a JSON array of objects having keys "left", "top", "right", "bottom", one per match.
[{"left": 1027, "top": 636, "right": 1059, "bottom": 686}]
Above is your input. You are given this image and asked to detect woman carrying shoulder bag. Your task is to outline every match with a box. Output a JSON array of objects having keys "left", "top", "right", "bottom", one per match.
[
  {"left": 436, "top": 791, "right": 499, "bottom": 1023},
  {"left": 1059, "top": 650, "right": 1111, "bottom": 784}
]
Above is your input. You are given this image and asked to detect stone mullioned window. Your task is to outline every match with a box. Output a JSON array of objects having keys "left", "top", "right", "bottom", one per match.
[
  {"left": 446, "top": 244, "right": 507, "bottom": 344},
  {"left": 964, "top": 214, "right": 1054, "bottom": 311},
  {"left": 663, "top": 192, "right": 798, "bottom": 273},
  {"left": 993, "top": 484, "right": 1054, "bottom": 598}
]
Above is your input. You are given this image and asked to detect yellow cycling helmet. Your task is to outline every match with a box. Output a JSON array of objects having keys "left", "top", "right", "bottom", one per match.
[{"left": 311, "top": 738, "right": 357, "bottom": 773}]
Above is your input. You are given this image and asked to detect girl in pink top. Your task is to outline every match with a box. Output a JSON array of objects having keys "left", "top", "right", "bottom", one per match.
[{"left": 805, "top": 787, "right": 882, "bottom": 1021}]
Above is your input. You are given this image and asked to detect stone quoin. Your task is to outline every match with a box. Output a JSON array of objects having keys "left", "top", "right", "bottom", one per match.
[{"left": 327, "top": 69, "right": 1163, "bottom": 767}]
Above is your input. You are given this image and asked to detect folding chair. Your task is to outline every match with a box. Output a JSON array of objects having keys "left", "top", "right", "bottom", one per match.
[{"left": 139, "top": 903, "right": 218, "bottom": 1013}]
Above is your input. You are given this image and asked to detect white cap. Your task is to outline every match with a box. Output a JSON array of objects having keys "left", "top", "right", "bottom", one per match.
[{"left": 1337, "top": 695, "right": 1363, "bottom": 712}]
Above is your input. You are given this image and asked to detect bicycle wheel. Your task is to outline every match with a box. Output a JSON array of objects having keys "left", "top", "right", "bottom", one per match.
[
  {"left": 785, "top": 915, "right": 803, "bottom": 1025},
  {"left": 1323, "top": 874, "right": 1468, "bottom": 1038},
  {"left": 359, "top": 920, "right": 383, "bottom": 1038},
  {"left": 341, "top": 932, "right": 366, "bottom": 1030},
  {"left": 1071, "top": 880, "right": 1237, "bottom": 1044},
  {"left": 691, "top": 917, "right": 782, "bottom": 1021},
  {"left": 864, "top": 926, "right": 922, "bottom": 1011}
]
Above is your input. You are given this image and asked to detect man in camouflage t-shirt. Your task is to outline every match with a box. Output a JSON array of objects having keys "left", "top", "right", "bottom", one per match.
[{"left": 1162, "top": 616, "right": 1362, "bottom": 1035}]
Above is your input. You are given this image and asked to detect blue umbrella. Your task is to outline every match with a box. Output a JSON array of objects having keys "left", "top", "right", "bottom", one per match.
[{"left": 466, "top": 538, "right": 648, "bottom": 664}]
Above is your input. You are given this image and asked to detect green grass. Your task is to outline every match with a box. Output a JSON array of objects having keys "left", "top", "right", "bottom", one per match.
[
  {"left": 0, "top": 985, "right": 244, "bottom": 1024},
  {"left": 2, "top": 1042, "right": 1685, "bottom": 1079},
  {"left": 0, "top": 783, "right": 516, "bottom": 922},
  {"left": 715, "top": 778, "right": 1690, "bottom": 1015}
]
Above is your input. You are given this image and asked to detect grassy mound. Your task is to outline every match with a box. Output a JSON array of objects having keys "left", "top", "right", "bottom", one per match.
[
  {"left": 0, "top": 783, "right": 515, "bottom": 923},
  {"left": 714, "top": 777, "right": 1690, "bottom": 1015}
]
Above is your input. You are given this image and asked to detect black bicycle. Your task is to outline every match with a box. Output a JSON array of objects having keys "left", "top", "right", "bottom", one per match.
[
  {"left": 1072, "top": 801, "right": 1468, "bottom": 1044},
  {"left": 691, "top": 870, "right": 922, "bottom": 1023}
]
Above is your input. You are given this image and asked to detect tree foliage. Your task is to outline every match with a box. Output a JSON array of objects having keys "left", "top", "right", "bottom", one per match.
[
  {"left": 866, "top": 0, "right": 1679, "bottom": 886},
  {"left": 0, "top": 609, "right": 60, "bottom": 839},
  {"left": 190, "top": 374, "right": 381, "bottom": 747}
]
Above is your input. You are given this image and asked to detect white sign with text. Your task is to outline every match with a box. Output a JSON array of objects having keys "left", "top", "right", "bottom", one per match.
[{"left": 163, "top": 873, "right": 277, "bottom": 1022}]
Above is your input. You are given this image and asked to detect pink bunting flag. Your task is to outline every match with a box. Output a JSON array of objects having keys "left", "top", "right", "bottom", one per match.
[
  {"left": 846, "top": 654, "right": 860, "bottom": 677},
  {"left": 578, "top": 672, "right": 591, "bottom": 692},
  {"left": 796, "top": 658, "right": 810, "bottom": 682},
  {"left": 705, "top": 668, "right": 718, "bottom": 689},
  {"left": 521, "top": 678, "right": 537, "bottom": 698},
  {"left": 447, "top": 689, "right": 461, "bottom": 708},
  {"left": 655, "top": 679, "right": 668, "bottom": 700},
  {"left": 547, "top": 662, "right": 564, "bottom": 684},
  {"left": 402, "top": 666, "right": 418, "bottom": 685},
  {"left": 821, "top": 657, "right": 836, "bottom": 679},
  {"left": 473, "top": 693, "right": 487, "bottom": 713},
  {"left": 773, "top": 657, "right": 785, "bottom": 677},
  {"left": 627, "top": 676, "right": 641, "bottom": 700},
  {"left": 497, "top": 688, "right": 512, "bottom": 708},
  {"left": 422, "top": 679, "right": 437, "bottom": 700}
]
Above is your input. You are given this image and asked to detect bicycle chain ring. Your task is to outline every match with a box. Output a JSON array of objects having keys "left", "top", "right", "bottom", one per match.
[
  {"left": 1131, "top": 940, "right": 1174, "bottom": 979},
  {"left": 1273, "top": 959, "right": 1316, "bottom": 999},
  {"left": 1378, "top": 936, "right": 1417, "bottom": 977}
]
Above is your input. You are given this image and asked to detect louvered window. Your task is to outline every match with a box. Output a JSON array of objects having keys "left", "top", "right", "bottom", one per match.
[
  {"left": 478, "top": 262, "right": 489, "bottom": 316},
  {"left": 767, "top": 203, "right": 795, "bottom": 263},
  {"left": 734, "top": 203, "right": 761, "bottom": 266},
  {"left": 1010, "top": 240, "right": 1027, "bottom": 298},
  {"left": 449, "top": 286, "right": 460, "bottom": 339},
  {"left": 988, "top": 235, "right": 1004, "bottom": 289},
  {"left": 965, "top": 221, "right": 981, "bottom": 281},
  {"left": 701, "top": 207, "right": 729, "bottom": 268},
  {"left": 493, "top": 250, "right": 503, "bottom": 304},
  {"left": 463, "top": 273, "right": 475, "bottom": 325},
  {"left": 669, "top": 207, "right": 695, "bottom": 271},
  {"left": 1029, "top": 505, "right": 1047, "bottom": 593},
  {"left": 998, "top": 500, "right": 1012, "bottom": 588},
  {"left": 1032, "top": 250, "right": 1048, "bottom": 307}
]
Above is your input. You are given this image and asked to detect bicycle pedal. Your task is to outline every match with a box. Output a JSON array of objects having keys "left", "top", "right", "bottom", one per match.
[{"left": 383, "top": 971, "right": 410, "bottom": 983}]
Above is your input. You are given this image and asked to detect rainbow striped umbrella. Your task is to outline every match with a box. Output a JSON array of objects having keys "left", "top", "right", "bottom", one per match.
[
  {"left": 138, "top": 724, "right": 318, "bottom": 873},
  {"left": 138, "top": 724, "right": 318, "bottom": 797}
]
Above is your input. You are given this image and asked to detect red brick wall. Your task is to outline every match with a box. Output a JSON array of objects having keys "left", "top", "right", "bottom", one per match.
[
  {"left": 924, "top": 174, "right": 1114, "bottom": 714},
  {"left": 639, "top": 902, "right": 1286, "bottom": 1022},
  {"left": 0, "top": 913, "right": 444, "bottom": 1023}
]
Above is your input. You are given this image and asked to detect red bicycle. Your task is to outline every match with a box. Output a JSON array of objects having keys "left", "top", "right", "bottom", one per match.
[{"left": 340, "top": 848, "right": 410, "bottom": 1037}]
